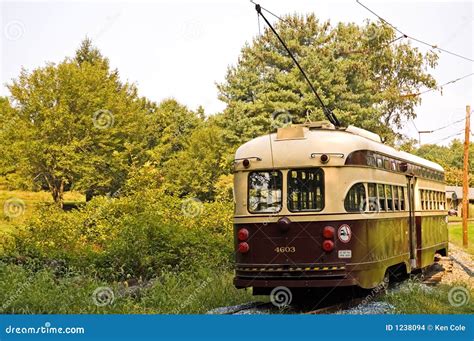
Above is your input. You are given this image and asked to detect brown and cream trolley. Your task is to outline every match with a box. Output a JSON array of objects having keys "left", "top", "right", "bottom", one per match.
[{"left": 233, "top": 122, "right": 448, "bottom": 294}]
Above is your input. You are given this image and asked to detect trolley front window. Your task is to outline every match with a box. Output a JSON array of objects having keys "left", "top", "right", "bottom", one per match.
[
  {"left": 248, "top": 171, "right": 282, "bottom": 213},
  {"left": 287, "top": 168, "right": 324, "bottom": 212}
]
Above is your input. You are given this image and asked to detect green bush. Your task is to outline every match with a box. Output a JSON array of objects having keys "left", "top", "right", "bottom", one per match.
[
  {"left": 0, "top": 189, "right": 243, "bottom": 314},
  {"left": 2, "top": 190, "right": 234, "bottom": 281}
]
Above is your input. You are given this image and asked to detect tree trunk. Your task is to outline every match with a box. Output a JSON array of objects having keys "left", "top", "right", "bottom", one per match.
[
  {"left": 50, "top": 179, "right": 64, "bottom": 208},
  {"left": 85, "top": 189, "right": 94, "bottom": 202}
]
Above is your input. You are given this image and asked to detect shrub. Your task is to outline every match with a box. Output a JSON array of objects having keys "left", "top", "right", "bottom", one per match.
[{"left": 2, "top": 190, "right": 234, "bottom": 281}]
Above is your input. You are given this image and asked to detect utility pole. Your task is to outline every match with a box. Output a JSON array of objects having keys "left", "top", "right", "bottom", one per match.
[{"left": 462, "top": 105, "right": 470, "bottom": 248}]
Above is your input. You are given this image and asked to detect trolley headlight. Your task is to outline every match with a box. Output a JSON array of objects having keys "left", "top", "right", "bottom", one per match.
[{"left": 320, "top": 154, "right": 329, "bottom": 164}]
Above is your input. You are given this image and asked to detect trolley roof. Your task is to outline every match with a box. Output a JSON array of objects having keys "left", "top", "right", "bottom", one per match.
[{"left": 234, "top": 124, "right": 444, "bottom": 172}]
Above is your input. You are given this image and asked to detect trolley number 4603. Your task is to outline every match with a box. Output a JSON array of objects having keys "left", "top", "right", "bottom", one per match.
[{"left": 274, "top": 246, "right": 296, "bottom": 253}]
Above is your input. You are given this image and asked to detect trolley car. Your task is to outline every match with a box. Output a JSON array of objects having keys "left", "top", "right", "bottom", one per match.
[{"left": 233, "top": 122, "right": 448, "bottom": 293}]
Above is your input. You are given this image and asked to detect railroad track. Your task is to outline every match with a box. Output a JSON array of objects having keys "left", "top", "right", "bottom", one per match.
[
  {"left": 304, "top": 297, "right": 366, "bottom": 314},
  {"left": 209, "top": 255, "right": 470, "bottom": 315},
  {"left": 420, "top": 256, "right": 453, "bottom": 285}
]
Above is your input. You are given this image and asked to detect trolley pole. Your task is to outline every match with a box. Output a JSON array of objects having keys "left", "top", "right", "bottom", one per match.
[{"left": 462, "top": 105, "right": 470, "bottom": 248}]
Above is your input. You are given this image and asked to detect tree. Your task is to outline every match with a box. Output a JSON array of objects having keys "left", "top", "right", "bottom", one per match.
[
  {"left": 414, "top": 140, "right": 473, "bottom": 186},
  {"left": 0, "top": 97, "right": 32, "bottom": 189},
  {"left": 162, "top": 123, "right": 232, "bottom": 200},
  {"left": 5, "top": 39, "right": 152, "bottom": 205},
  {"left": 146, "top": 99, "right": 202, "bottom": 167},
  {"left": 217, "top": 15, "right": 438, "bottom": 145}
]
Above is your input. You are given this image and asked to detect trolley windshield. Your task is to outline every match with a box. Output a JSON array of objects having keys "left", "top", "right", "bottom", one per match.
[{"left": 248, "top": 171, "right": 282, "bottom": 213}]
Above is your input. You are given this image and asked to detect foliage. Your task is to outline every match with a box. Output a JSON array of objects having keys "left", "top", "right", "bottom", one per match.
[
  {"left": 217, "top": 15, "right": 438, "bottom": 145},
  {"left": 214, "top": 174, "right": 234, "bottom": 202},
  {"left": 122, "top": 161, "right": 163, "bottom": 195},
  {"left": 0, "top": 98, "right": 34, "bottom": 190},
  {"left": 2, "top": 40, "right": 207, "bottom": 206},
  {"left": 384, "top": 280, "right": 474, "bottom": 314},
  {"left": 162, "top": 123, "right": 233, "bottom": 200},
  {"left": 0, "top": 188, "right": 244, "bottom": 314},
  {"left": 448, "top": 223, "right": 474, "bottom": 255},
  {"left": 0, "top": 16, "right": 469, "bottom": 316},
  {"left": 2, "top": 190, "right": 234, "bottom": 281},
  {"left": 146, "top": 99, "right": 203, "bottom": 167},
  {"left": 0, "top": 263, "right": 255, "bottom": 314},
  {"left": 3, "top": 39, "right": 156, "bottom": 205},
  {"left": 414, "top": 140, "right": 473, "bottom": 186}
]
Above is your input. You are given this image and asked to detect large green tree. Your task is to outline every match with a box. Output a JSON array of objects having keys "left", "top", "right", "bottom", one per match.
[
  {"left": 162, "top": 122, "right": 232, "bottom": 200},
  {"left": 146, "top": 99, "right": 203, "bottom": 167},
  {"left": 415, "top": 140, "right": 473, "bottom": 186},
  {"left": 217, "top": 15, "right": 438, "bottom": 145},
  {"left": 4, "top": 39, "right": 154, "bottom": 205},
  {"left": 0, "top": 97, "right": 32, "bottom": 189}
]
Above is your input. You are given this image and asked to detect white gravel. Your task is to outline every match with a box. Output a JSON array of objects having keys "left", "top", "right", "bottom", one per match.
[
  {"left": 206, "top": 302, "right": 263, "bottom": 315},
  {"left": 443, "top": 243, "right": 474, "bottom": 288},
  {"left": 335, "top": 301, "right": 395, "bottom": 315}
]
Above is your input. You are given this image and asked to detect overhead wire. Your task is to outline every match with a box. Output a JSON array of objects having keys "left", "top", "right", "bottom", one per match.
[
  {"left": 250, "top": 0, "right": 293, "bottom": 27},
  {"left": 430, "top": 116, "right": 468, "bottom": 133},
  {"left": 253, "top": 1, "right": 472, "bottom": 98},
  {"left": 402, "top": 72, "right": 474, "bottom": 98},
  {"left": 253, "top": 2, "right": 341, "bottom": 127},
  {"left": 356, "top": 0, "right": 474, "bottom": 63},
  {"left": 409, "top": 114, "right": 470, "bottom": 145},
  {"left": 357, "top": 0, "right": 472, "bottom": 142},
  {"left": 252, "top": 0, "right": 405, "bottom": 58},
  {"left": 251, "top": 1, "right": 473, "bottom": 145},
  {"left": 425, "top": 129, "right": 465, "bottom": 144},
  {"left": 411, "top": 114, "right": 465, "bottom": 134}
]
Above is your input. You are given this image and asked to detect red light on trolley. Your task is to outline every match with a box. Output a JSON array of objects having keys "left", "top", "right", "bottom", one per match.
[
  {"left": 238, "top": 242, "right": 250, "bottom": 253},
  {"left": 322, "top": 240, "right": 334, "bottom": 252},
  {"left": 322, "top": 226, "right": 335, "bottom": 239},
  {"left": 238, "top": 228, "right": 249, "bottom": 241}
]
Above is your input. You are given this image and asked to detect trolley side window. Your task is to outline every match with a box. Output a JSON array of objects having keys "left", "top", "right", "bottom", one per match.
[
  {"left": 399, "top": 186, "right": 405, "bottom": 210},
  {"left": 248, "top": 171, "right": 283, "bottom": 213},
  {"left": 344, "top": 183, "right": 366, "bottom": 212},
  {"left": 420, "top": 189, "right": 425, "bottom": 210},
  {"left": 400, "top": 186, "right": 405, "bottom": 210},
  {"left": 393, "top": 185, "right": 399, "bottom": 210},
  {"left": 386, "top": 185, "right": 393, "bottom": 210},
  {"left": 287, "top": 168, "right": 324, "bottom": 212},
  {"left": 377, "top": 184, "right": 386, "bottom": 211},
  {"left": 368, "top": 183, "right": 377, "bottom": 211}
]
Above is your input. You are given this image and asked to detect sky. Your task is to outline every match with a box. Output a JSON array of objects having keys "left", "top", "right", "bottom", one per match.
[{"left": 1, "top": 0, "right": 473, "bottom": 145}]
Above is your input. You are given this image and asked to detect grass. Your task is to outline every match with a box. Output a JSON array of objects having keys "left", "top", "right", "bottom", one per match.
[
  {"left": 0, "top": 263, "right": 256, "bottom": 314},
  {"left": 0, "top": 189, "right": 472, "bottom": 314},
  {"left": 449, "top": 222, "right": 474, "bottom": 255},
  {"left": 0, "top": 189, "right": 84, "bottom": 233},
  {"left": 448, "top": 216, "right": 463, "bottom": 222},
  {"left": 384, "top": 280, "right": 474, "bottom": 314}
]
